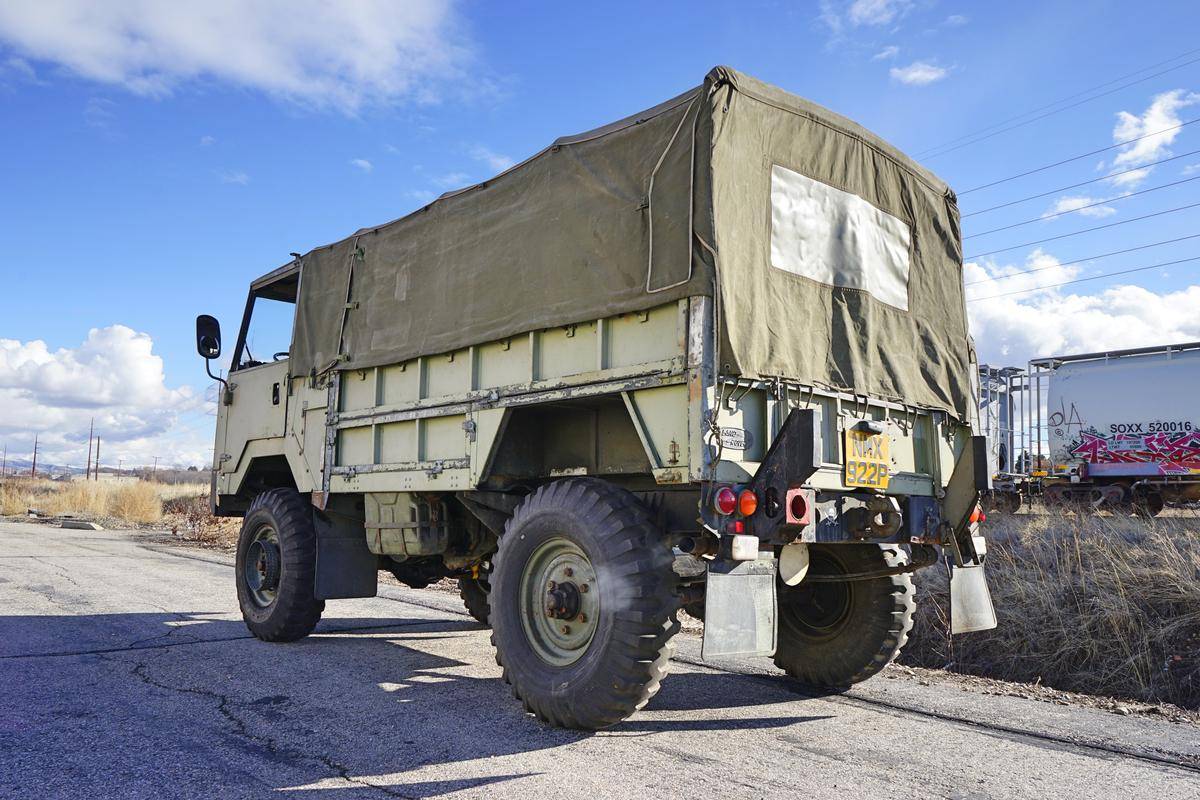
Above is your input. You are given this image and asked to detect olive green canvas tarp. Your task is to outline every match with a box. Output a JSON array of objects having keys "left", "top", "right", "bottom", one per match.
[{"left": 290, "top": 66, "right": 972, "bottom": 419}]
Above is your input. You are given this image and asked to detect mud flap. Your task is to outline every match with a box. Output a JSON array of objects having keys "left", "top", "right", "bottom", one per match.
[
  {"left": 949, "top": 563, "right": 997, "bottom": 633},
  {"left": 313, "top": 510, "right": 378, "bottom": 600},
  {"left": 700, "top": 557, "right": 777, "bottom": 659}
]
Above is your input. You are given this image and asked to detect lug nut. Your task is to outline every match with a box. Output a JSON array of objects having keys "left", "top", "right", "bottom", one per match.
[
  {"left": 578, "top": 613, "right": 587, "bottom": 623},
  {"left": 546, "top": 580, "right": 556, "bottom": 591},
  {"left": 580, "top": 583, "right": 589, "bottom": 593},
  {"left": 560, "top": 625, "right": 571, "bottom": 635},
  {"left": 564, "top": 567, "right": 574, "bottom": 577}
]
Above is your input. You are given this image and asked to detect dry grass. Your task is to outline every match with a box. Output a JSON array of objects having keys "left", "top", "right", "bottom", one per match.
[
  {"left": 903, "top": 511, "right": 1200, "bottom": 709},
  {"left": 0, "top": 477, "right": 201, "bottom": 525}
]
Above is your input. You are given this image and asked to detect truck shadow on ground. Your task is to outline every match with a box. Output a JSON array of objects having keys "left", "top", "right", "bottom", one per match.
[{"left": 1, "top": 612, "right": 835, "bottom": 798}]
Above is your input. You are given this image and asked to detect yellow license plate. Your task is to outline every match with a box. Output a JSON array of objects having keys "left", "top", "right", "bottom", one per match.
[{"left": 844, "top": 429, "right": 891, "bottom": 489}]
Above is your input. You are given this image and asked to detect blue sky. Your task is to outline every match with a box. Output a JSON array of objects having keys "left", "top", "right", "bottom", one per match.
[{"left": 2, "top": 0, "right": 1198, "bottom": 468}]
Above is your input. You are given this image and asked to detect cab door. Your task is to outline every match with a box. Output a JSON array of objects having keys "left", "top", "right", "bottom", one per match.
[{"left": 217, "top": 266, "right": 299, "bottom": 483}]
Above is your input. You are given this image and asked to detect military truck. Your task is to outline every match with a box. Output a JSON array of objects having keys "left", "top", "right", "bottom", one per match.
[{"left": 196, "top": 66, "right": 995, "bottom": 730}]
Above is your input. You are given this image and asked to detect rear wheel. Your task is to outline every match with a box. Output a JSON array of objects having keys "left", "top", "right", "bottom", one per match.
[
  {"left": 235, "top": 488, "right": 324, "bottom": 642},
  {"left": 773, "top": 544, "right": 914, "bottom": 690},
  {"left": 490, "top": 478, "right": 679, "bottom": 729},
  {"left": 458, "top": 571, "right": 491, "bottom": 625}
]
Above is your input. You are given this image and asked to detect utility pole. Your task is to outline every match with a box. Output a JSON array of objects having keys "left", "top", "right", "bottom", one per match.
[
  {"left": 30, "top": 434, "right": 38, "bottom": 477},
  {"left": 117, "top": 458, "right": 123, "bottom": 481},
  {"left": 94, "top": 436, "right": 100, "bottom": 480},
  {"left": 86, "top": 417, "right": 94, "bottom": 481},
  {"left": 152, "top": 456, "right": 159, "bottom": 481},
  {"left": 2, "top": 443, "right": 6, "bottom": 478}
]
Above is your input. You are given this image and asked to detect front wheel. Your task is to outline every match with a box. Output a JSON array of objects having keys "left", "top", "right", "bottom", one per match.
[
  {"left": 773, "top": 544, "right": 914, "bottom": 690},
  {"left": 489, "top": 478, "right": 679, "bottom": 729},
  {"left": 235, "top": 488, "right": 324, "bottom": 642}
]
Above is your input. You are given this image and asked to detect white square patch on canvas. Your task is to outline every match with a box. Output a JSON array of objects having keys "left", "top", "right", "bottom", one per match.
[{"left": 769, "top": 164, "right": 911, "bottom": 310}]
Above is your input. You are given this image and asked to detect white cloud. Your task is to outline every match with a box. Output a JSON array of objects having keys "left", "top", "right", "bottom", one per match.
[
  {"left": 1041, "top": 195, "right": 1118, "bottom": 219},
  {"left": 469, "top": 144, "right": 514, "bottom": 172},
  {"left": 965, "top": 253, "right": 1200, "bottom": 366},
  {"left": 819, "top": 0, "right": 912, "bottom": 36},
  {"left": 942, "top": 14, "right": 968, "bottom": 27},
  {"left": 848, "top": 0, "right": 912, "bottom": 26},
  {"left": 2, "top": 54, "right": 37, "bottom": 81},
  {"left": 0, "top": 326, "right": 209, "bottom": 468},
  {"left": 431, "top": 170, "right": 471, "bottom": 188},
  {"left": 83, "top": 96, "right": 114, "bottom": 129},
  {"left": 1183, "top": 163, "right": 1200, "bottom": 176},
  {"left": 890, "top": 61, "right": 947, "bottom": 86},
  {"left": 1106, "top": 166, "right": 1151, "bottom": 188},
  {"left": 199, "top": 134, "right": 215, "bottom": 146},
  {"left": 219, "top": 170, "right": 249, "bottom": 185},
  {"left": 1104, "top": 89, "right": 1200, "bottom": 187},
  {"left": 872, "top": 45, "right": 899, "bottom": 61},
  {"left": 350, "top": 158, "right": 373, "bottom": 173},
  {"left": 407, "top": 189, "right": 436, "bottom": 204},
  {"left": 0, "top": 1, "right": 473, "bottom": 113}
]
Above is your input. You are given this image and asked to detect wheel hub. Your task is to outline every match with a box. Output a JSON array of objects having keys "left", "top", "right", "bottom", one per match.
[
  {"left": 243, "top": 525, "right": 281, "bottom": 608},
  {"left": 519, "top": 538, "right": 600, "bottom": 666},
  {"left": 545, "top": 581, "right": 582, "bottom": 620}
]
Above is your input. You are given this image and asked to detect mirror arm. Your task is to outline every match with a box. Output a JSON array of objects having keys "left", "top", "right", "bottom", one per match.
[{"left": 205, "top": 359, "right": 234, "bottom": 405}]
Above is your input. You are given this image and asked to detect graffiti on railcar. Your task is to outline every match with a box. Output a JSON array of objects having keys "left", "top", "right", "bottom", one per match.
[{"left": 1067, "top": 426, "right": 1200, "bottom": 475}]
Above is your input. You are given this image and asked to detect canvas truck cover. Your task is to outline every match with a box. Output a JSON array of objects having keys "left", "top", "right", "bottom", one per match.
[{"left": 291, "top": 66, "right": 972, "bottom": 419}]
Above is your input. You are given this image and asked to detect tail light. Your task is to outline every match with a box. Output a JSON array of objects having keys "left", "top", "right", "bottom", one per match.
[
  {"left": 738, "top": 489, "right": 758, "bottom": 517},
  {"left": 713, "top": 486, "right": 737, "bottom": 515},
  {"left": 969, "top": 505, "right": 986, "bottom": 525}
]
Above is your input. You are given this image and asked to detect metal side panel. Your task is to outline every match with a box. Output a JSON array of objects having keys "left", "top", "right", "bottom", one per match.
[{"left": 623, "top": 384, "right": 690, "bottom": 483}]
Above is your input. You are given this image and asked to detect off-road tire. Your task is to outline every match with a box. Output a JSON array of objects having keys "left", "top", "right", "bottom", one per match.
[
  {"left": 773, "top": 544, "right": 914, "bottom": 690},
  {"left": 490, "top": 478, "right": 679, "bottom": 729},
  {"left": 459, "top": 574, "right": 491, "bottom": 625},
  {"left": 235, "top": 488, "right": 324, "bottom": 642}
]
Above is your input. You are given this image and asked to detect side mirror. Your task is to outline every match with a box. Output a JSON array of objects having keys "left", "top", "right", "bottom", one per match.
[{"left": 196, "top": 315, "right": 221, "bottom": 360}]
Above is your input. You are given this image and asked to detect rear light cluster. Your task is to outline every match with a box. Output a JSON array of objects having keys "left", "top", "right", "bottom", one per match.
[
  {"left": 713, "top": 485, "right": 759, "bottom": 517},
  {"left": 969, "top": 505, "right": 987, "bottom": 525}
]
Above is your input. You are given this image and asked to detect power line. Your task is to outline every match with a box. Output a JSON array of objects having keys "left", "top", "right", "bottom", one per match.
[
  {"left": 916, "top": 53, "right": 1200, "bottom": 160},
  {"left": 964, "top": 233, "right": 1200, "bottom": 285},
  {"left": 916, "top": 46, "right": 1200, "bottom": 158},
  {"left": 963, "top": 201, "right": 1200, "bottom": 260},
  {"left": 964, "top": 174, "right": 1200, "bottom": 238},
  {"left": 961, "top": 149, "right": 1200, "bottom": 217},
  {"left": 958, "top": 118, "right": 1200, "bottom": 196},
  {"left": 967, "top": 255, "right": 1200, "bottom": 302}
]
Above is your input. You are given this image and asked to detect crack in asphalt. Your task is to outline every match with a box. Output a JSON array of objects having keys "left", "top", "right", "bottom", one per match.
[
  {"left": 670, "top": 653, "right": 1200, "bottom": 775},
  {"left": 29, "top": 556, "right": 84, "bottom": 589},
  {"left": 0, "top": 617, "right": 475, "bottom": 660},
  {"left": 121, "top": 659, "right": 420, "bottom": 799}
]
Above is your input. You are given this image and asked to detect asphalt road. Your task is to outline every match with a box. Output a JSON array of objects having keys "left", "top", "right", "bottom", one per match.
[{"left": 2, "top": 520, "right": 1199, "bottom": 799}]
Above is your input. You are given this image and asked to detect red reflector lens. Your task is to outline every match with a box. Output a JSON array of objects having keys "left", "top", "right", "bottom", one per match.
[
  {"left": 789, "top": 493, "right": 808, "bottom": 522},
  {"left": 714, "top": 486, "right": 737, "bottom": 515},
  {"left": 969, "top": 505, "right": 984, "bottom": 524},
  {"left": 738, "top": 489, "right": 758, "bottom": 517}
]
